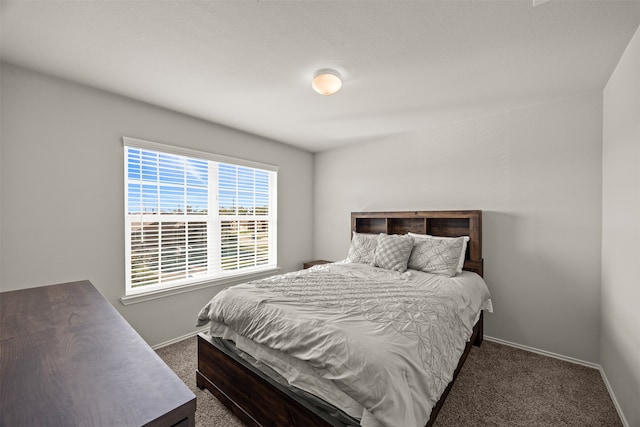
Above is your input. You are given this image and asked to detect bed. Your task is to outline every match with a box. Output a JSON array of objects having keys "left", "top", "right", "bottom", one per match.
[{"left": 196, "top": 210, "right": 491, "bottom": 427}]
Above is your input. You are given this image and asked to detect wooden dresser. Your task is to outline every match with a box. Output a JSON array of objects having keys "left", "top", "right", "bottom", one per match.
[{"left": 0, "top": 280, "right": 196, "bottom": 427}]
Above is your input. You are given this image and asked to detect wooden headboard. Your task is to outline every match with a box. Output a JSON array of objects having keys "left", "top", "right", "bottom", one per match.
[{"left": 351, "top": 210, "right": 483, "bottom": 277}]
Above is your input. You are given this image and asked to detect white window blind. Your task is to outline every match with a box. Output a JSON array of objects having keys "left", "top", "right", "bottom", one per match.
[{"left": 123, "top": 137, "right": 277, "bottom": 296}]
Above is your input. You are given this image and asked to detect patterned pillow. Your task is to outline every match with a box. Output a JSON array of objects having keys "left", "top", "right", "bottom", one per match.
[
  {"left": 409, "top": 233, "right": 470, "bottom": 273},
  {"left": 373, "top": 234, "right": 415, "bottom": 272},
  {"left": 408, "top": 235, "right": 468, "bottom": 277},
  {"left": 347, "top": 232, "right": 379, "bottom": 265}
]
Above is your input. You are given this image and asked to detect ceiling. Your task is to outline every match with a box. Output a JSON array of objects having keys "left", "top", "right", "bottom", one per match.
[{"left": 1, "top": 1, "right": 639, "bottom": 153}]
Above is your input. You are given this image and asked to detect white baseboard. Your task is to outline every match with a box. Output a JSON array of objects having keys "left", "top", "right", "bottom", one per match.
[
  {"left": 151, "top": 327, "right": 208, "bottom": 350},
  {"left": 598, "top": 366, "right": 630, "bottom": 427},
  {"left": 484, "top": 335, "right": 599, "bottom": 368},
  {"left": 484, "top": 335, "right": 628, "bottom": 427}
]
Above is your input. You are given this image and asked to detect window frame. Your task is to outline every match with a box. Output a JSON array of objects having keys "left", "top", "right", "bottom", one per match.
[{"left": 122, "top": 137, "right": 278, "bottom": 300}]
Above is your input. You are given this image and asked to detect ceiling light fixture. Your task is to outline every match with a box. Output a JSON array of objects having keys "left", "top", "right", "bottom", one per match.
[{"left": 311, "top": 69, "right": 342, "bottom": 96}]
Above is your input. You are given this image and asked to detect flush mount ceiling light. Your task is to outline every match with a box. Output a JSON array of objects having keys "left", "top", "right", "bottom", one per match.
[{"left": 311, "top": 69, "right": 342, "bottom": 96}]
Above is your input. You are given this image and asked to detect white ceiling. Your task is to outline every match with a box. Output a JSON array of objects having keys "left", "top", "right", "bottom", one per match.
[{"left": 2, "top": 1, "right": 639, "bottom": 152}]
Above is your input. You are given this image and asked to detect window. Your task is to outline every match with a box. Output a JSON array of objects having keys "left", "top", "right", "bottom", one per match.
[{"left": 123, "top": 137, "right": 277, "bottom": 296}]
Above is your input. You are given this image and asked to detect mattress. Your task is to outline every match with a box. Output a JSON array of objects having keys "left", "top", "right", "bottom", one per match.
[{"left": 197, "top": 262, "right": 493, "bottom": 427}]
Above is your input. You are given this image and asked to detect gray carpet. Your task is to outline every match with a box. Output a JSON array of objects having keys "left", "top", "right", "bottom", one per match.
[{"left": 156, "top": 337, "right": 621, "bottom": 427}]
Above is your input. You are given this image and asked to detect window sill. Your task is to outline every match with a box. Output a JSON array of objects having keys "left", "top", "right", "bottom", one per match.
[{"left": 119, "top": 267, "right": 281, "bottom": 306}]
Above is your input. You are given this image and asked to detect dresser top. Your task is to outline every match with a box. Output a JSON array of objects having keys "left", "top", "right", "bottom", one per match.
[{"left": 1, "top": 280, "right": 195, "bottom": 426}]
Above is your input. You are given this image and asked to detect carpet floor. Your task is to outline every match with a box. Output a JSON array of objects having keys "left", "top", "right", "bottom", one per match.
[{"left": 156, "top": 337, "right": 621, "bottom": 427}]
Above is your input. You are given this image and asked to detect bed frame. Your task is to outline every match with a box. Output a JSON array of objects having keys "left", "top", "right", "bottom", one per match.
[{"left": 197, "top": 210, "right": 484, "bottom": 427}]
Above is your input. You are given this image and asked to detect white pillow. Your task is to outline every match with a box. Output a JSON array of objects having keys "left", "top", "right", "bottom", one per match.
[
  {"left": 373, "top": 233, "right": 414, "bottom": 273},
  {"left": 408, "top": 233, "right": 469, "bottom": 276},
  {"left": 347, "top": 232, "right": 379, "bottom": 265}
]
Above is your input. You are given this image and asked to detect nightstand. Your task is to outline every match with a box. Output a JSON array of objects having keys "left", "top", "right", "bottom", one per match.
[{"left": 303, "top": 260, "right": 332, "bottom": 269}]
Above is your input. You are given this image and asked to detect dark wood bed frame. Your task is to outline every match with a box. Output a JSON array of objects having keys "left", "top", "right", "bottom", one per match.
[{"left": 197, "top": 210, "right": 484, "bottom": 427}]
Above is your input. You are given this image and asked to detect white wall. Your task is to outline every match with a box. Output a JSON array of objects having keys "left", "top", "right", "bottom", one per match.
[
  {"left": 314, "top": 93, "right": 603, "bottom": 363},
  {"left": 602, "top": 26, "right": 640, "bottom": 427},
  {"left": 0, "top": 62, "right": 314, "bottom": 346}
]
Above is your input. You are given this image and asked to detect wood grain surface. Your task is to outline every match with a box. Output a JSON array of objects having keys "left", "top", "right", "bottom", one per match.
[{"left": 0, "top": 280, "right": 195, "bottom": 427}]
